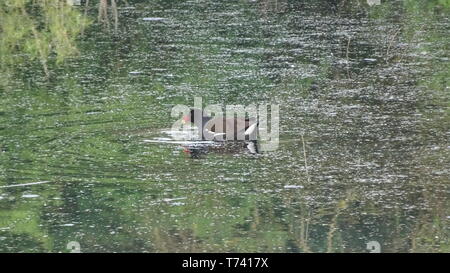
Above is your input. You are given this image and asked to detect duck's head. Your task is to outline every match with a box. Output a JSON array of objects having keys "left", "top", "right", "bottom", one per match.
[{"left": 182, "top": 108, "right": 204, "bottom": 124}]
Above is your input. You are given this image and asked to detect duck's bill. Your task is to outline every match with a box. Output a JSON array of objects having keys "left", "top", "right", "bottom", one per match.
[{"left": 182, "top": 115, "right": 190, "bottom": 124}]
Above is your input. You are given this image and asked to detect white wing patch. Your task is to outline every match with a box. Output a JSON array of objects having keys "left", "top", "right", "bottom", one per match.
[{"left": 244, "top": 123, "right": 258, "bottom": 136}]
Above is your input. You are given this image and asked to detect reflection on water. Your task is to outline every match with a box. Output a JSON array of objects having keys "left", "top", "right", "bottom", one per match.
[
  {"left": 0, "top": 0, "right": 449, "bottom": 252},
  {"left": 180, "top": 141, "right": 259, "bottom": 158}
]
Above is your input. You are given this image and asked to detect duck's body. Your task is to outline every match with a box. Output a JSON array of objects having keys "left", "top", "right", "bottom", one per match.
[{"left": 183, "top": 108, "right": 258, "bottom": 141}]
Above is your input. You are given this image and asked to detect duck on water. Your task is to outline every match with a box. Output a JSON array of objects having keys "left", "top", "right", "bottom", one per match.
[
  {"left": 181, "top": 108, "right": 259, "bottom": 155},
  {"left": 181, "top": 108, "right": 259, "bottom": 141}
]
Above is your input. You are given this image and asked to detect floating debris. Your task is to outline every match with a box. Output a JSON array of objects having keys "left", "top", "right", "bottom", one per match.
[
  {"left": 170, "top": 202, "right": 185, "bottom": 206},
  {"left": 129, "top": 71, "right": 143, "bottom": 75},
  {"left": 284, "top": 185, "right": 304, "bottom": 189},
  {"left": 162, "top": 197, "right": 187, "bottom": 202},
  {"left": 22, "top": 194, "right": 40, "bottom": 198},
  {"left": 142, "top": 17, "right": 165, "bottom": 21},
  {"left": 0, "top": 181, "right": 51, "bottom": 188}
]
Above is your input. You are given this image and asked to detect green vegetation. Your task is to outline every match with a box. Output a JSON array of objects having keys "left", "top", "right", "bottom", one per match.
[{"left": 0, "top": 0, "right": 89, "bottom": 84}]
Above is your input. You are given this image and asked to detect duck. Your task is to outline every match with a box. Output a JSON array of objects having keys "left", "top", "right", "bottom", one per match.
[{"left": 181, "top": 108, "right": 258, "bottom": 141}]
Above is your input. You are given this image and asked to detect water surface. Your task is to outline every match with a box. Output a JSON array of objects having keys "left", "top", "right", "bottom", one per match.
[{"left": 0, "top": 0, "right": 449, "bottom": 252}]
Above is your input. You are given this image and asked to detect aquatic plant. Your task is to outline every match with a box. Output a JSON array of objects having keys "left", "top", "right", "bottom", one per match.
[{"left": 0, "top": 0, "right": 90, "bottom": 81}]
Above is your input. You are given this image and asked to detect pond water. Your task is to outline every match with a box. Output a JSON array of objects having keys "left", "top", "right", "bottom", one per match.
[{"left": 0, "top": 0, "right": 449, "bottom": 252}]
